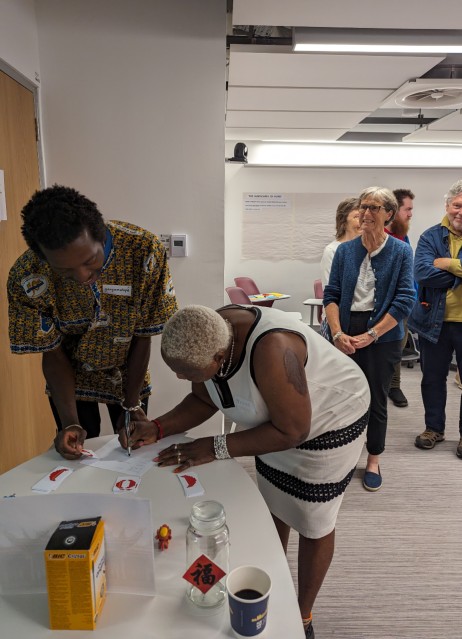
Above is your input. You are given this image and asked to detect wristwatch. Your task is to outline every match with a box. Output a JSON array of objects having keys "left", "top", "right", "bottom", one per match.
[{"left": 367, "top": 327, "right": 379, "bottom": 342}]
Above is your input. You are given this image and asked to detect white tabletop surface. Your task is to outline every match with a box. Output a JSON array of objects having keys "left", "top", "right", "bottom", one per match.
[
  {"left": 248, "top": 293, "right": 291, "bottom": 302},
  {"left": 0, "top": 435, "right": 304, "bottom": 639},
  {"left": 303, "top": 298, "right": 323, "bottom": 306}
]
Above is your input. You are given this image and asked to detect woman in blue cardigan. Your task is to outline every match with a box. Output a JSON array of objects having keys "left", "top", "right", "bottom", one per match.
[{"left": 324, "top": 186, "right": 415, "bottom": 491}]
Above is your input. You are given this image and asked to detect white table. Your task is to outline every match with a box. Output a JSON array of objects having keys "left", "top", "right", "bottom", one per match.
[
  {"left": 0, "top": 436, "right": 304, "bottom": 639},
  {"left": 303, "top": 298, "right": 323, "bottom": 327},
  {"left": 248, "top": 293, "right": 290, "bottom": 303}
]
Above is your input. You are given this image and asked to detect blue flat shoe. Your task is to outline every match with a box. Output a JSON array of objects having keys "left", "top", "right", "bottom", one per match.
[{"left": 363, "top": 467, "right": 382, "bottom": 492}]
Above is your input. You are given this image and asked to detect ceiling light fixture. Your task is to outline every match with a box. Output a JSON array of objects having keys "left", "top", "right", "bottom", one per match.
[{"left": 293, "top": 28, "right": 462, "bottom": 54}]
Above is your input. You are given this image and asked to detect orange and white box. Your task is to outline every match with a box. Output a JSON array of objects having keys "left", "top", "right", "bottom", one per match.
[{"left": 44, "top": 516, "right": 106, "bottom": 630}]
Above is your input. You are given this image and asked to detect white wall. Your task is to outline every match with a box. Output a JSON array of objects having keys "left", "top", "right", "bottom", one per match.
[
  {"left": 225, "top": 160, "right": 462, "bottom": 323},
  {"left": 0, "top": 0, "right": 39, "bottom": 82},
  {"left": 33, "top": 0, "right": 226, "bottom": 426}
]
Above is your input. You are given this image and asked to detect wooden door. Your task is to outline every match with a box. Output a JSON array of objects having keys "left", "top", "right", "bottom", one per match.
[{"left": 0, "top": 69, "right": 55, "bottom": 473}]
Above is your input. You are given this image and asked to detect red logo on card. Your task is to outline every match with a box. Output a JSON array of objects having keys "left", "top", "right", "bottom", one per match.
[
  {"left": 49, "top": 469, "right": 68, "bottom": 481},
  {"left": 115, "top": 479, "right": 137, "bottom": 491},
  {"left": 183, "top": 554, "right": 226, "bottom": 594},
  {"left": 182, "top": 474, "right": 196, "bottom": 488}
]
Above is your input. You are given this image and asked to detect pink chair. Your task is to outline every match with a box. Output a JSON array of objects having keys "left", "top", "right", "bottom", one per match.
[
  {"left": 226, "top": 286, "right": 252, "bottom": 305},
  {"left": 313, "top": 279, "right": 324, "bottom": 324},
  {"left": 234, "top": 276, "right": 274, "bottom": 307}
]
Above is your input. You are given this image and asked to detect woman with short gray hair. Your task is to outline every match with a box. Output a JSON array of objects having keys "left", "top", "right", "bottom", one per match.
[
  {"left": 324, "top": 186, "right": 415, "bottom": 492},
  {"left": 122, "top": 303, "right": 371, "bottom": 638}
]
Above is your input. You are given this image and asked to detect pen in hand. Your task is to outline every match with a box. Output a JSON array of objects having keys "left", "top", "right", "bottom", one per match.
[{"left": 124, "top": 410, "right": 132, "bottom": 457}]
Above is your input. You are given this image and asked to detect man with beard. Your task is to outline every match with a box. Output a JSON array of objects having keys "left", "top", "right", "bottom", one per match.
[{"left": 385, "top": 189, "right": 415, "bottom": 407}]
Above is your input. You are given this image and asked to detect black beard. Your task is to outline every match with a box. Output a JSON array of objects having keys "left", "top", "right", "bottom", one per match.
[{"left": 389, "top": 217, "right": 409, "bottom": 237}]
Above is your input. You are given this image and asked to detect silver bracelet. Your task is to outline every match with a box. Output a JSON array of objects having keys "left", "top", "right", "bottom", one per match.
[
  {"left": 64, "top": 424, "right": 83, "bottom": 430},
  {"left": 121, "top": 400, "right": 143, "bottom": 412},
  {"left": 213, "top": 434, "right": 231, "bottom": 460},
  {"left": 332, "top": 331, "right": 343, "bottom": 342}
]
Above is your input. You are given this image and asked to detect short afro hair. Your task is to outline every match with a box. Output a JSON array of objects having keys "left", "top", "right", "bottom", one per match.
[
  {"left": 161, "top": 305, "right": 232, "bottom": 369},
  {"left": 21, "top": 185, "right": 106, "bottom": 259}
]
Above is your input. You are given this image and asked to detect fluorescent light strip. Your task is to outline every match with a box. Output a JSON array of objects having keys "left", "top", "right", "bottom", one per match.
[
  {"left": 294, "top": 44, "right": 462, "bottom": 53},
  {"left": 293, "top": 28, "right": 462, "bottom": 55}
]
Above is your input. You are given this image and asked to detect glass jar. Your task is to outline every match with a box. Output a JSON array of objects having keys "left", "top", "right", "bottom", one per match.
[{"left": 185, "top": 500, "right": 230, "bottom": 608}]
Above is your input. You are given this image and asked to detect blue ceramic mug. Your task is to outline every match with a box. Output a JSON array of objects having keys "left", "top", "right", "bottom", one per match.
[{"left": 227, "top": 566, "right": 271, "bottom": 638}]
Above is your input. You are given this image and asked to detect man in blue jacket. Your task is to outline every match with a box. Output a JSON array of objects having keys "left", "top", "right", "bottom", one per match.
[{"left": 409, "top": 180, "right": 462, "bottom": 457}]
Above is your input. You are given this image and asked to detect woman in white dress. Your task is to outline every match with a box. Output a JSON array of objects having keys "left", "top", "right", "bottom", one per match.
[
  {"left": 122, "top": 304, "right": 370, "bottom": 639},
  {"left": 320, "top": 197, "right": 361, "bottom": 288}
]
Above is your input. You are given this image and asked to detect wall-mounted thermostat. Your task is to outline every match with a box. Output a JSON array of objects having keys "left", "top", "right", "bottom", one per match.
[{"left": 170, "top": 234, "right": 187, "bottom": 257}]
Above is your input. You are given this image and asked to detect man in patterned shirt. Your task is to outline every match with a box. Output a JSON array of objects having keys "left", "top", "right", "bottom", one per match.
[{"left": 8, "top": 185, "right": 178, "bottom": 459}]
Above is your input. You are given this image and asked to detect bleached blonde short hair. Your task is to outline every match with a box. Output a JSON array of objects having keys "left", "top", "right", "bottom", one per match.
[{"left": 161, "top": 305, "right": 232, "bottom": 368}]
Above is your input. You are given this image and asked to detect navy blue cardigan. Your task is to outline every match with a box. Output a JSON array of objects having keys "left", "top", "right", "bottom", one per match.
[{"left": 323, "top": 235, "right": 415, "bottom": 343}]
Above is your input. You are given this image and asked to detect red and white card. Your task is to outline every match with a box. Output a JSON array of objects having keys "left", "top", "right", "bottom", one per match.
[
  {"left": 32, "top": 466, "right": 73, "bottom": 493},
  {"left": 81, "top": 448, "right": 98, "bottom": 458},
  {"left": 112, "top": 476, "right": 141, "bottom": 493},
  {"left": 177, "top": 472, "right": 204, "bottom": 498}
]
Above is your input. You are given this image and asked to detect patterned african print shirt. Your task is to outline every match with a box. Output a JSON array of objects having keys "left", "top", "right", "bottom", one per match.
[{"left": 7, "top": 221, "right": 178, "bottom": 403}]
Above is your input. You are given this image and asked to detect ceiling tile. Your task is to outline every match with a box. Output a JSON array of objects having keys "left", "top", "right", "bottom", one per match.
[
  {"left": 228, "top": 50, "right": 444, "bottom": 90},
  {"left": 233, "top": 0, "right": 462, "bottom": 28},
  {"left": 403, "top": 127, "right": 462, "bottom": 142},
  {"left": 226, "top": 127, "right": 348, "bottom": 141},
  {"left": 227, "top": 87, "right": 391, "bottom": 112},
  {"left": 427, "top": 109, "right": 462, "bottom": 130},
  {"left": 226, "top": 110, "right": 369, "bottom": 129}
]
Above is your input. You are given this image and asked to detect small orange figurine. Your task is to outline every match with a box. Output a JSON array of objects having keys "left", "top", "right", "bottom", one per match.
[{"left": 155, "top": 524, "right": 172, "bottom": 550}]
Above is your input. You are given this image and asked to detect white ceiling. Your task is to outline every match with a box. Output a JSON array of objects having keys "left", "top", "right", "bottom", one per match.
[{"left": 227, "top": 0, "right": 462, "bottom": 145}]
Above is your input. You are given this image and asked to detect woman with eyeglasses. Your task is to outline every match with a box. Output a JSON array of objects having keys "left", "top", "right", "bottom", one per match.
[{"left": 323, "top": 187, "right": 415, "bottom": 491}]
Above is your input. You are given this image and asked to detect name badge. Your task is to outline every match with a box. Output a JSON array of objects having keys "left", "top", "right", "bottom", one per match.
[{"left": 102, "top": 284, "right": 132, "bottom": 296}]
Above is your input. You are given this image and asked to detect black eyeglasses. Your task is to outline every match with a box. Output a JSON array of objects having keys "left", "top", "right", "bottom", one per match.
[{"left": 358, "top": 204, "right": 385, "bottom": 214}]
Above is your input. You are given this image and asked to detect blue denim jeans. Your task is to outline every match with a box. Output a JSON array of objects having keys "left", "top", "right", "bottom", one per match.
[{"left": 419, "top": 322, "right": 462, "bottom": 435}]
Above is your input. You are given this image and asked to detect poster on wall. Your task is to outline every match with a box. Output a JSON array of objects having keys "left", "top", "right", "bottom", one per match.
[
  {"left": 0, "top": 170, "right": 7, "bottom": 221},
  {"left": 242, "top": 192, "right": 353, "bottom": 262}
]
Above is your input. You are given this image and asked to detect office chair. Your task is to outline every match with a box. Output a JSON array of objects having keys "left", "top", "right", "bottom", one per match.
[
  {"left": 313, "top": 279, "right": 324, "bottom": 325},
  {"left": 234, "top": 276, "right": 273, "bottom": 307},
  {"left": 225, "top": 286, "right": 252, "bottom": 305},
  {"left": 402, "top": 331, "right": 420, "bottom": 368}
]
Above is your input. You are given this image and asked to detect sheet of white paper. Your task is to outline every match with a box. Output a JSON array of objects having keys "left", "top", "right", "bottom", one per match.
[
  {"left": 80, "top": 434, "right": 190, "bottom": 475},
  {"left": 0, "top": 170, "right": 7, "bottom": 221},
  {"left": 0, "top": 493, "right": 155, "bottom": 596}
]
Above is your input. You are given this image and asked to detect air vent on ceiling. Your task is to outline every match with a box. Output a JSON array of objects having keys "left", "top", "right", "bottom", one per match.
[{"left": 381, "top": 79, "right": 462, "bottom": 109}]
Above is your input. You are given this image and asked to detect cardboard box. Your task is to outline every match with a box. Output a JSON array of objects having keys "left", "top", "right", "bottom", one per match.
[{"left": 44, "top": 516, "right": 106, "bottom": 630}]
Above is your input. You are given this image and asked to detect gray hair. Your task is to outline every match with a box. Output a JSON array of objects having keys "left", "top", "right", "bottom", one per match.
[
  {"left": 161, "top": 305, "right": 231, "bottom": 368},
  {"left": 359, "top": 186, "right": 398, "bottom": 223},
  {"left": 444, "top": 179, "right": 462, "bottom": 205}
]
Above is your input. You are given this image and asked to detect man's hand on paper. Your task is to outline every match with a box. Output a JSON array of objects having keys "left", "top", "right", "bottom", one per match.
[
  {"left": 118, "top": 417, "right": 158, "bottom": 451},
  {"left": 54, "top": 425, "right": 87, "bottom": 460}
]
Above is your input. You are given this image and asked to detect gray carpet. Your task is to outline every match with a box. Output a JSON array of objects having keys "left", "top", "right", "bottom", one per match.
[{"left": 238, "top": 365, "right": 462, "bottom": 639}]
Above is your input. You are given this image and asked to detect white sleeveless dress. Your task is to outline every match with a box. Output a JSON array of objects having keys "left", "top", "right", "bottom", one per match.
[{"left": 205, "top": 306, "right": 370, "bottom": 538}]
